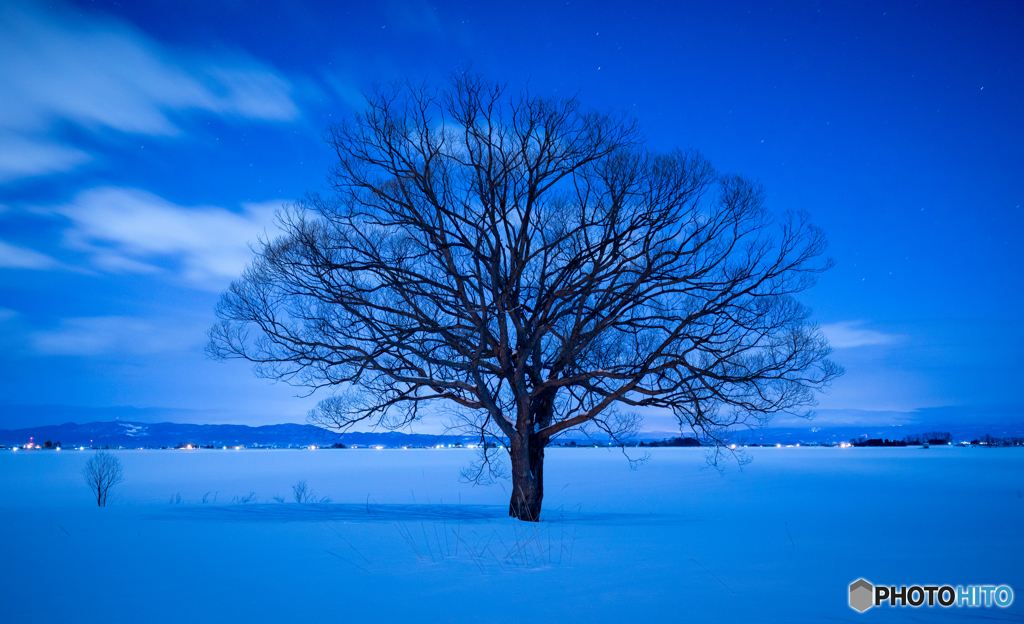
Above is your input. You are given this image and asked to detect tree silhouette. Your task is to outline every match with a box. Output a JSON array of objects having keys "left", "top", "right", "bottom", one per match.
[
  {"left": 82, "top": 451, "right": 124, "bottom": 507},
  {"left": 209, "top": 73, "right": 842, "bottom": 521}
]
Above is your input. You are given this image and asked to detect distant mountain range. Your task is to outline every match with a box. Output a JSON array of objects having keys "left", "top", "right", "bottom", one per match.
[
  {"left": 0, "top": 421, "right": 478, "bottom": 448},
  {"left": 3, "top": 403, "right": 1020, "bottom": 444},
  {"left": 2, "top": 417, "right": 1021, "bottom": 450}
]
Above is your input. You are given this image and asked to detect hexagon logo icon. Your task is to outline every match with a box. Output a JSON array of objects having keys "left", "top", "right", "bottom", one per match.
[{"left": 850, "top": 579, "right": 874, "bottom": 612}]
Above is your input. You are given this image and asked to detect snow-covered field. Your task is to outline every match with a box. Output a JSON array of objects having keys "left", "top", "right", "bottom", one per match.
[{"left": 1, "top": 447, "right": 1020, "bottom": 623}]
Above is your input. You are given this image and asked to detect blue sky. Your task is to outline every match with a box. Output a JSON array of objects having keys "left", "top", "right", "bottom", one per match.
[{"left": 1, "top": 0, "right": 1021, "bottom": 431}]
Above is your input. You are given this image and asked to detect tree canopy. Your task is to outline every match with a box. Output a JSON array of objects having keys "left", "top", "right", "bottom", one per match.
[{"left": 208, "top": 73, "right": 842, "bottom": 520}]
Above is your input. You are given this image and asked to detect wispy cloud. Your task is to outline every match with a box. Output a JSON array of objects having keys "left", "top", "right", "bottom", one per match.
[
  {"left": 0, "top": 1, "right": 299, "bottom": 181},
  {"left": 821, "top": 321, "right": 899, "bottom": 349},
  {"left": 0, "top": 133, "right": 91, "bottom": 180},
  {"left": 52, "top": 187, "right": 284, "bottom": 289},
  {"left": 0, "top": 240, "right": 61, "bottom": 270},
  {"left": 30, "top": 315, "right": 205, "bottom": 356}
]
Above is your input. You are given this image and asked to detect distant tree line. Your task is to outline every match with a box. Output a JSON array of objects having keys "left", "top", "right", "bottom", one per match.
[
  {"left": 639, "top": 437, "right": 701, "bottom": 447},
  {"left": 853, "top": 438, "right": 906, "bottom": 447},
  {"left": 967, "top": 435, "right": 1023, "bottom": 447},
  {"left": 903, "top": 431, "right": 952, "bottom": 445},
  {"left": 848, "top": 432, "right": 1024, "bottom": 447}
]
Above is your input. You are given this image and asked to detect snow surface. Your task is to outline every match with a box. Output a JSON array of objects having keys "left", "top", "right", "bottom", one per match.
[{"left": 1, "top": 447, "right": 1021, "bottom": 622}]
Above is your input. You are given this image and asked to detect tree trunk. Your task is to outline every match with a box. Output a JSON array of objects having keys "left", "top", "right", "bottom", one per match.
[{"left": 509, "top": 435, "right": 545, "bottom": 521}]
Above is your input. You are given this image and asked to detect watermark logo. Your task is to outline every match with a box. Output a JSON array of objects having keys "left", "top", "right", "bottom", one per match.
[
  {"left": 849, "top": 579, "right": 873, "bottom": 612},
  {"left": 849, "top": 579, "right": 1013, "bottom": 612}
]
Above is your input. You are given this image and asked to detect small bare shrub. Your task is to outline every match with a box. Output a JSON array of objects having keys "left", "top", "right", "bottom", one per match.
[
  {"left": 292, "top": 480, "right": 332, "bottom": 503},
  {"left": 292, "top": 480, "right": 311, "bottom": 503},
  {"left": 233, "top": 491, "right": 257, "bottom": 504},
  {"left": 82, "top": 451, "right": 124, "bottom": 507}
]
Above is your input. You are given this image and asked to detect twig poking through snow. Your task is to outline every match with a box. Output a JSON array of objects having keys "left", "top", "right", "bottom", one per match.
[
  {"left": 690, "top": 558, "right": 735, "bottom": 594},
  {"left": 322, "top": 522, "right": 371, "bottom": 565},
  {"left": 325, "top": 549, "right": 368, "bottom": 573}
]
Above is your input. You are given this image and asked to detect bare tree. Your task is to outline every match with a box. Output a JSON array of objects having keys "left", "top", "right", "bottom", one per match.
[
  {"left": 208, "top": 73, "right": 842, "bottom": 521},
  {"left": 82, "top": 451, "right": 124, "bottom": 507}
]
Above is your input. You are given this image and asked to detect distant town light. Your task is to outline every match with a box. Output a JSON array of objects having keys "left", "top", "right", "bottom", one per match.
[{"left": 776, "top": 444, "right": 782, "bottom": 448}]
